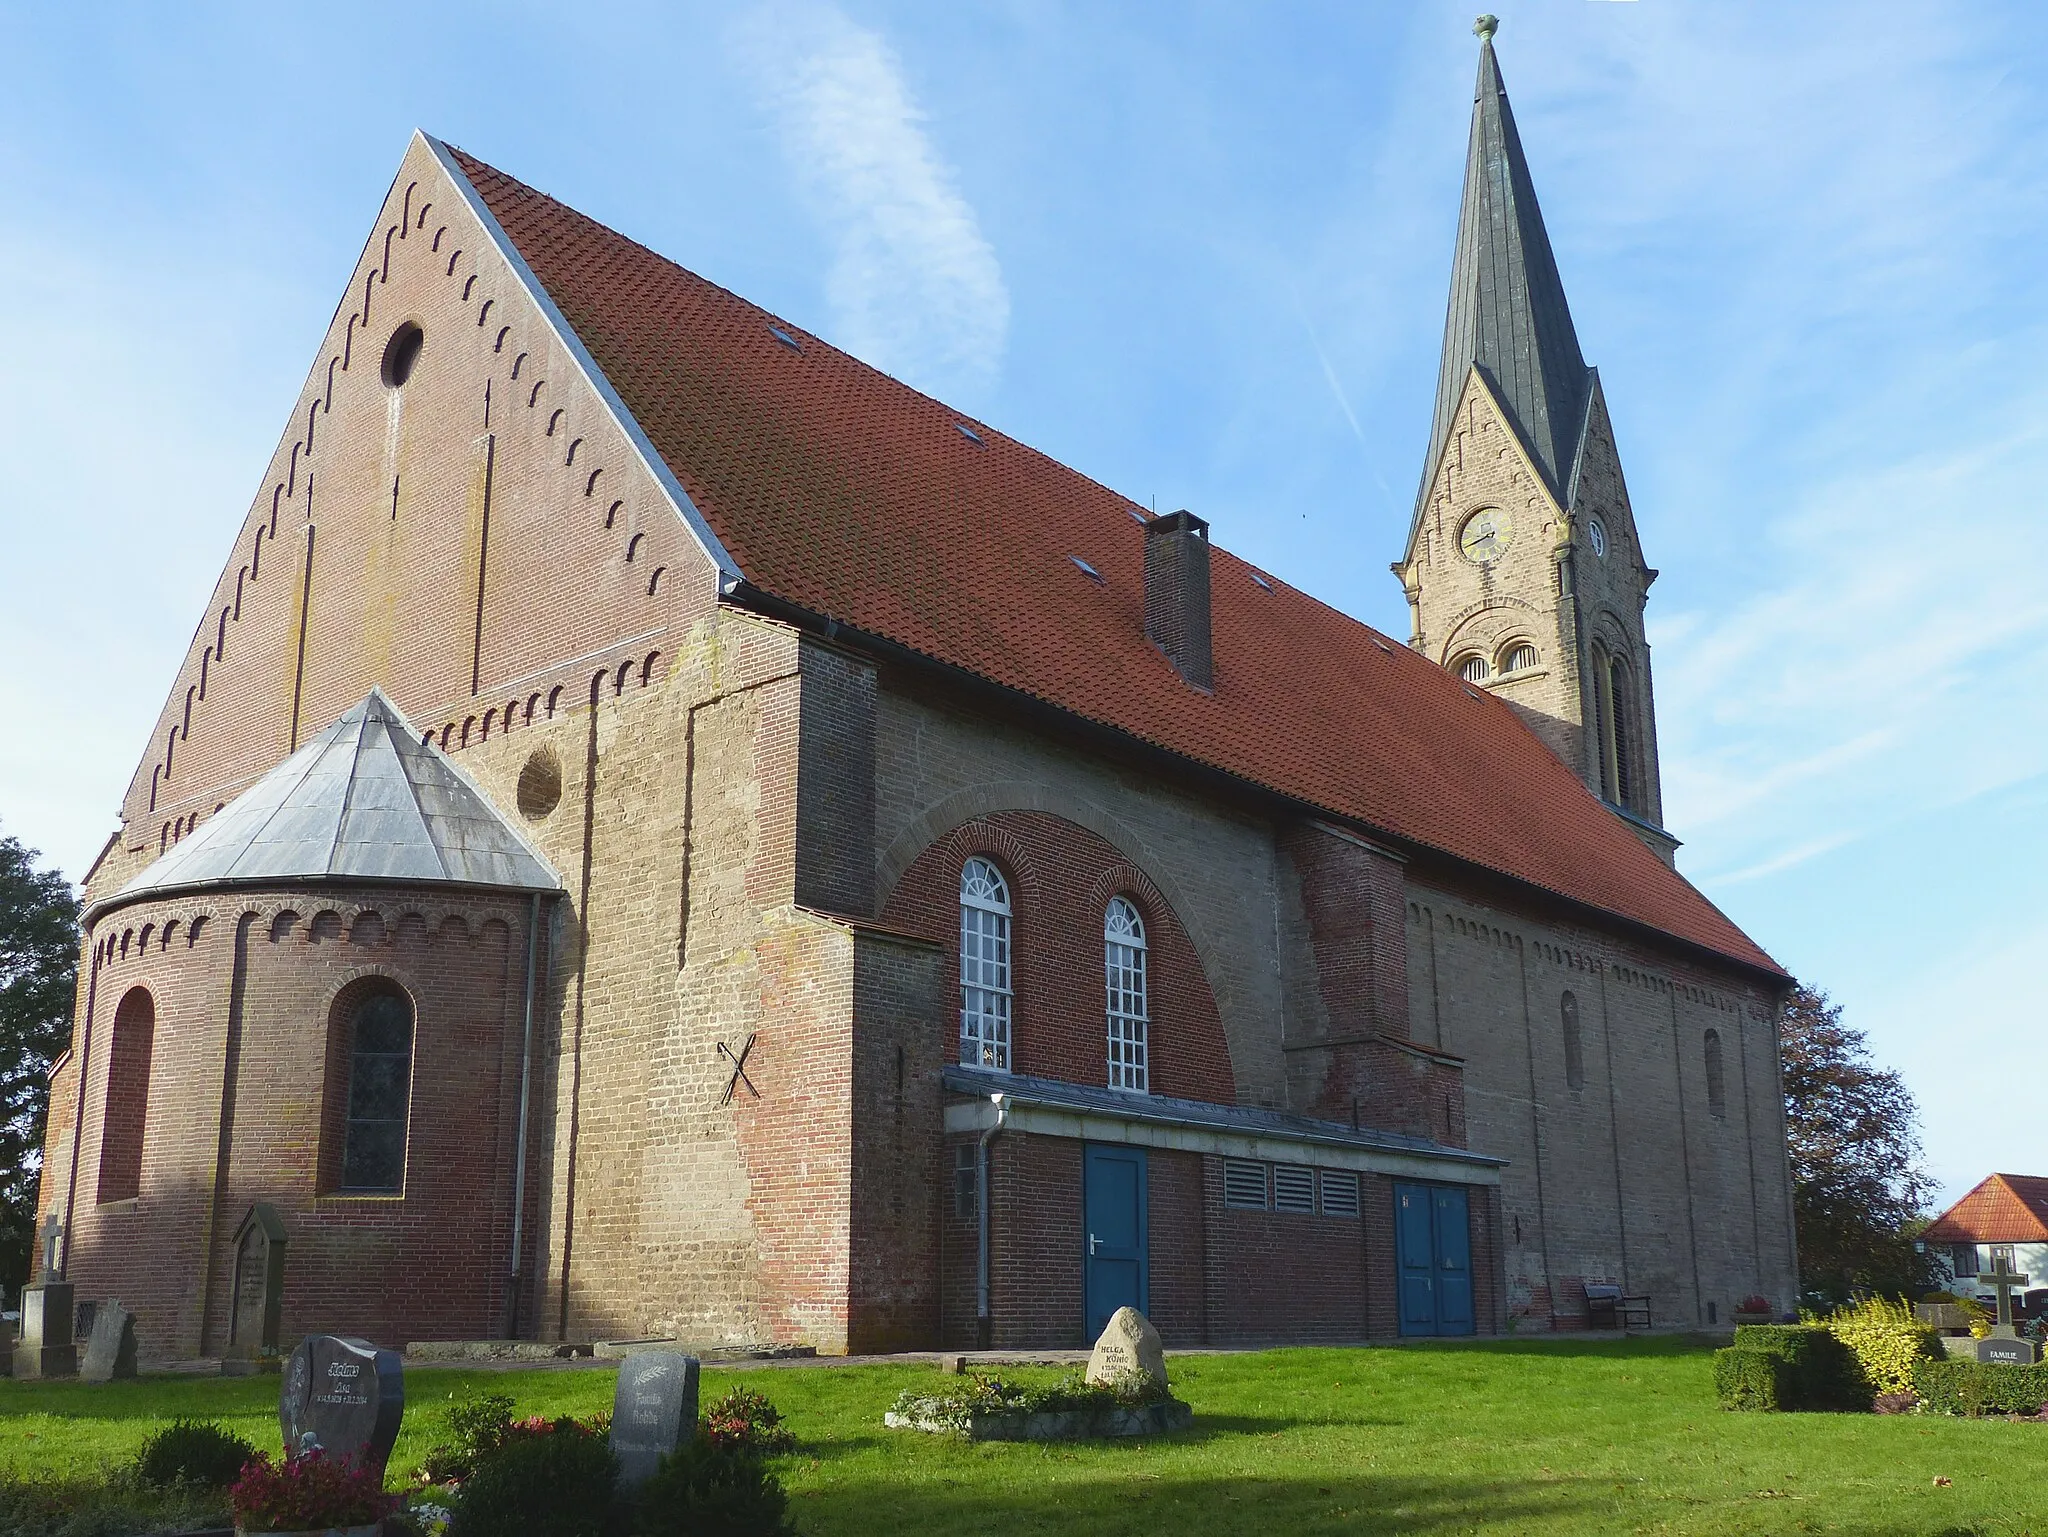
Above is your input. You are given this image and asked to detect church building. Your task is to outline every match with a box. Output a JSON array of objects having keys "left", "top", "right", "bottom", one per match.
[{"left": 36, "top": 29, "right": 1797, "bottom": 1358}]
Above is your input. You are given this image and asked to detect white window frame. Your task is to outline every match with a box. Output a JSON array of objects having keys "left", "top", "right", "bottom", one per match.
[
  {"left": 959, "top": 858, "right": 1013, "bottom": 1071},
  {"left": 1105, "top": 896, "right": 1149, "bottom": 1093}
]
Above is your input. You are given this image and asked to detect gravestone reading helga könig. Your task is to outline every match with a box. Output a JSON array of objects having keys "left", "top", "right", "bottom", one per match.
[
  {"left": 279, "top": 1335, "right": 405, "bottom": 1476},
  {"left": 611, "top": 1351, "right": 700, "bottom": 1488},
  {"left": 1085, "top": 1307, "right": 1169, "bottom": 1393}
]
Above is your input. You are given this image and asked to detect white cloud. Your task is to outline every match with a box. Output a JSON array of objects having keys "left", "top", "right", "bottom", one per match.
[{"left": 731, "top": 4, "right": 1008, "bottom": 399}]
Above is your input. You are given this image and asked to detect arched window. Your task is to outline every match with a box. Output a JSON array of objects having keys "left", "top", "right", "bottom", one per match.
[
  {"left": 1504, "top": 643, "right": 1540, "bottom": 674},
  {"left": 1105, "top": 897, "right": 1149, "bottom": 1093},
  {"left": 97, "top": 986, "right": 155, "bottom": 1204},
  {"left": 1704, "top": 1028, "right": 1727, "bottom": 1118},
  {"left": 959, "top": 859, "right": 1012, "bottom": 1071},
  {"left": 1561, "top": 990, "right": 1584, "bottom": 1090},
  {"left": 1458, "top": 654, "right": 1490, "bottom": 683},
  {"left": 1591, "top": 643, "right": 1637, "bottom": 811},
  {"left": 339, "top": 983, "right": 415, "bottom": 1192}
]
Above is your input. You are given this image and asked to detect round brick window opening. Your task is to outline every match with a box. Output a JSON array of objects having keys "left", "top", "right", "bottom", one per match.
[
  {"left": 381, "top": 321, "right": 425, "bottom": 389},
  {"left": 517, "top": 747, "right": 563, "bottom": 821}
]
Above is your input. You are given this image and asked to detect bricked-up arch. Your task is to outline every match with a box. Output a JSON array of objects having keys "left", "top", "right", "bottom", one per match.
[
  {"left": 1703, "top": 1027, "right": 1726, "bottom": 1119},
  {"left": 320, "top": 977, "right": 417, "bottom": 1195},
  {"left": 883, "top": 811, "right": 1233, "bottom": 1102},
  {"left": 96, "top": 987, "right": 155, "bottom": 1204},
  {"left": 1561, "top": 989, "right": 1584, "bottom": 1090}
]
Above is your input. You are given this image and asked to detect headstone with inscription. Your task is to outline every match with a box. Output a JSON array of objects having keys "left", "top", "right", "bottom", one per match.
[
  {"left": 279, "top": 1335, "right": 404, "bottom": 1476},
  {"left": 223, "top": 1204, "right": 288, "bottom": 1375},
  {"left": 1084, "top": 1307, "right": 1168, "bottom": 1393},
  {"left": 79, "top": 1299, "right": 138, "bottom": 1382},
  {"left": 1976, "top": 1247, "right": 2039, "bottom": 1363},
  {"left": 12, "top": 1217, "right": 76, "bottom": 1380},
  {"left": 610, "top": 1351, "right": 699, "bottom": 1488}
]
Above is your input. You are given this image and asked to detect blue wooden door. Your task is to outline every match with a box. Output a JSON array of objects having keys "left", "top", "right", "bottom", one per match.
[
  {"left": 1395, "top": 1184, "right": 1438, "bottom": 1335},
  {"left": 1083, "top": 1144, "right": 1148, "bottom": 1338},
  {"left": 1432, "top": 1186, "right": 1474, "bottom": 1335},
  {"left": 1395, "top": 1183, "right": 1475, "bottom": 1337}
]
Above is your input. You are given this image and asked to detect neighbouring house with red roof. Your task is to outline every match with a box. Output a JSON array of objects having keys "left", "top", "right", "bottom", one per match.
[
  {"left": 35, "top": 30, "right": 1795, "bottom": 1359},
  {"left": 1923, "top": 1176, "right": 2048, "bottom": 1316}
]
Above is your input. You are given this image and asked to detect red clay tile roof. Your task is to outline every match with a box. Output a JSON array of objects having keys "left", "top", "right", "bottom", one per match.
[
  {"left": 1923, "top": 1175, "right": 2048, "bottom": 1244},
  {"left": 448, "top": 147, "right": 1782, "bottom": 978}
]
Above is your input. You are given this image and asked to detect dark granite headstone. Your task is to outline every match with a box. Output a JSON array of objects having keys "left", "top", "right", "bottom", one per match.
[
  {"left": 80, "top": 1300, "right": 138, "bottom": 1382},
  {"left": 279, "top": 1335, "right": 404, "bottom": 1476},
  {"left": 1979, "top": 1334, "right": 2038, "bottom": 1366},
  {"left": 610, "top": 1351, "right": 699, "bottom": 1488}
]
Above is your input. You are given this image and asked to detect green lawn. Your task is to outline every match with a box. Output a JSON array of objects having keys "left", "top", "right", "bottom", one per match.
[{"left": 2, "top": 1336, "right": 2041, "bottom": 1535}]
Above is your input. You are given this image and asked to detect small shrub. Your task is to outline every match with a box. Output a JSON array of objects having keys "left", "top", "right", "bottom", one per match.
[
  {"left": 1725, "top": 1324, "right": 1868, "bottom": 1410},
  {"left": 1911, "top": 1358, "right": 2048, "bottom": 1417},
  {"left": 1825, "top": 1296, "right": 1943, "bottom": 1396},
  {"left": 229, "top": 1450, "right": 399, "bottom": 1532},
  {"left": 1713, "top": 1348, "right": 1792, "bottom": 1411},
  {"left": 701, "top": 1387, "right": 796, "bottom": 1456},
  {"left": 417, "top": 1391, "right": 520, "bottom": 1485},
  {"left": 448, "top": 1419, "right": 617, "bottom": 1537},
  {"left": 0, "top": 1474, "right": 231, "bottom": 1537},
  {"left": 631, "top": 1437, "right": 794, "bottom": 1537},
  {"left": 135, "top": 1418, "right": 259, "bottom": 1489},
  {"left": 890, "top": 1368, "right": 1171, "bottom": 1430}
]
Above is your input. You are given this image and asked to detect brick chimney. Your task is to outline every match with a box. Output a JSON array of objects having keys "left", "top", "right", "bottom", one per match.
[{"left": 1143, "top": 509, "right": 1213, "bottom": 688}]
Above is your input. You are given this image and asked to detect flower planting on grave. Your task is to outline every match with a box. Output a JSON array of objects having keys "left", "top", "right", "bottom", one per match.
[
  {"left": 700, "top": 1387, "right": 797, "bottom": 1456},
  {"left": 886, "top": 1368, "right": 1191, "bottom": 1440},
  {"left": 228, "top": 1447, "right": 400, "bottom": 1534}
]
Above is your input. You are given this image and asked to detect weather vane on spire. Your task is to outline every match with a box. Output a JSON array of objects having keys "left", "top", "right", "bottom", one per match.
[{"left": 1474, "top": 15, "right": 1498, "bottom": 42}]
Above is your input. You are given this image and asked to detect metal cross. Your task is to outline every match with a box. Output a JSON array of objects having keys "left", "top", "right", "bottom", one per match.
[
  {"left": 1987, "top": 1245, "right": 2031, "bottom": 1332},
  {"left": 718, "top": 1033, "right": 759, "bottom": 1107}
]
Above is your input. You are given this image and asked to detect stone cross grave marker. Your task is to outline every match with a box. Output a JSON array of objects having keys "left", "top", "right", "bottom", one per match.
[
  {"left": 611, "top": 1351, "right": 700, "bottom": 1488},
  {"left": 1085, "top": 1307, "right": 1168, "bottom": 1394},
  {"left": 39, "top": 1214, "right": 63, "bottom": 1279},
  {"left": 1976, "top": 1248, "right": 2037, "bottom": 1364},
  {"left": 79, "top": 1299, "right": 138, "bottom": 1382},
  {"left": 279, "top": 1335, "right": 405, "bottom": 1476}
]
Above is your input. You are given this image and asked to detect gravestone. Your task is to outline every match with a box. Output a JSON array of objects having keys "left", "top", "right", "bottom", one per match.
[
  {"left": 1978, "top": 1334, "right": 2037, "bottom": 1366},
  {"left": 1084, "top": 1307, "right": 1167, "bottom": 1393},
  {"left": 223, "top": 1204, "right": 288, "bottom": 1374},
  {"left": 279, "top": 1335, "right": 404, "bottom": 1476},
  {"left": 610, "top": 1351, "right": 699, "bottom": 1488},
  {"left": 12, "top": 1217, "right": 76, "bottom": 1380},
  {"left": 80, "top": 1299, "right": 138, "bottom": 1382}
]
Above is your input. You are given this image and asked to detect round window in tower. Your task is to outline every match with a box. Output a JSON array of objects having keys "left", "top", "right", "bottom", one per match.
[
  {"left": 517, "top": 746, "right": 563, "bottom": 821},
  {"left": 381, "top": 322, "right": 425, "bottom": 389},
  {"left": 1587, "top": 517, "right": 1608, "bottom": 559}
]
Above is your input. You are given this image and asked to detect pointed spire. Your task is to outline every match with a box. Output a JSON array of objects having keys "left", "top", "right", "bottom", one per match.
[{"left": 1415, "top": 20, "right": 1593, "bottom": 530}]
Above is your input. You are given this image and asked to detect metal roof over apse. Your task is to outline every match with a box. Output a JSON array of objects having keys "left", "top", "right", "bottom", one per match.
[
  {"left": 111, "top": 688, "right": 562, "bottom": 909},
  {"left": 1414, "top": 29, "right": 1596, "bottom": 536}
]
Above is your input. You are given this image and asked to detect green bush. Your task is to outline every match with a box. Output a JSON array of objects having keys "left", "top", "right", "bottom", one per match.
[
  {"left": 134, "top": 1418, "right": 259, "bottom": 1489},
  {"left": 700, "top": 1387, "right": 796, "bottom": 1456},
  {"left": 448, "top": 1422, "right": 618, "bottom": 1537},
  {"left": 1824, "top": 1296, "right": 1943, "bottom": 1395},
  {"left": 631, "top": 1437, "right": 794, "bottom": 1537},
  {"left": 1713, "top": 1348, "right": 1793, "bottom": 1411},
  {"left": 417, "top": 1392, "right": 519, "bottom": 1485},
  {"left": 1720, "top": 1325, "right": 1867, "bottom": 1410},
  {"left": 0, "top": 1474, "right": 230, "bottom": 1537},
  {"left": 1910, "top": 1358, "right": 2048, "bottom": 1417}
]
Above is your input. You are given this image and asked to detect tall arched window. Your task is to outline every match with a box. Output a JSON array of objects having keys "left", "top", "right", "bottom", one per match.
[
  {"left": 340, "top": 984, "right": 415, "bottom": 1192},
  {"left": 959, "top": 859, "right": 1012, "bottom": 1071},
  {"left": 1105, "top": 897, "right": 1149, "bottom": 1093},
  {"left": 1590, "top": 643, "right": 1636, "bottom": 811},
  {"left": 1560, "top": 990, "right": 1584, "bottom": 1090},
  {"left": 1704, "top": 1028, "right": 1727, "bottom": 1119},
  {"left": 97, "top": 986, "right": 155, "bottom": 1204}
]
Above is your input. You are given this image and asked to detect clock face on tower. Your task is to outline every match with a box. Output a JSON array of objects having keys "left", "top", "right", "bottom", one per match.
[{"left": 1458, "top": 508, "right": 1513, "bottom": 564}]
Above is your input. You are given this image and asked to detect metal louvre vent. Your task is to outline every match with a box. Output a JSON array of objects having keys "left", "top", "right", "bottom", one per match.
[
  {"left": 1272, "top": 1164, "right": 1317, "bottom": 1214},
  {"left": 1223, "top": 1159, "right": 1269, "bottom": 1210},
  {"left": 1319, "top": 1170, "right": 1361, "bottom": 1218}
]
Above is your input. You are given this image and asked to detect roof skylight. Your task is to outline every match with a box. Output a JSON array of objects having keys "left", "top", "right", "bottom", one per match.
[
  {"left": 1069, "top": 556, "right": 1103, "bottom": 582},
  {"left": 955, "top": 422, "right": 985, "bottom": 445},
  {"left": 1250, "top": 572, "right": 1273, "bottom": 591},
  {"left": 769, "top": 326, "right": 801, "bottom": 352}
]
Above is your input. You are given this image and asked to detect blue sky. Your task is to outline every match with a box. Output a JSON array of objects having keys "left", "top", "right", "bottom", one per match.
[{"left": 0, "top": 1, "right": 2040, "bottom": 1204}]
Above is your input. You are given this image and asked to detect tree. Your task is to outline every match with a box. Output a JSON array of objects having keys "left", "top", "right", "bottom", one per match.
[
  {"left": 1780, "top": 984, "right": 1936, "bottom": 1306},
  {"left": 0, "top": 826, "right": 80, "bottom": 1292}
]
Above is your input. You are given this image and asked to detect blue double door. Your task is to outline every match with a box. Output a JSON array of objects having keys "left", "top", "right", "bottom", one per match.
[
  {"left": 1082, "top": 1144, "right": 1148, "bottom": 1338},
  {"left": 1395, "top": 1183, "right": 1475, "bottom": 1337}
]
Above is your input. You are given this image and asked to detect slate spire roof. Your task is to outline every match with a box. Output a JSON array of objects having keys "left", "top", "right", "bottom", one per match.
[
  {"left": 1415, "top": 31, "right": 1594, "bottom": 533},
  {"left": 109, "top": 689, "right": 559, "bottom": 910}
]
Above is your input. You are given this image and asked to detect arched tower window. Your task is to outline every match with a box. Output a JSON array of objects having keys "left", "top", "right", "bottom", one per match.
[
  {"left": 335, "top": 982, "right": 416, "bottom": 1192},
  {"left": 1105, "top": 897, "right": 1149, "bottom": 1093},
  {"left": 959, "top": 859, "right": 1012, "bottom": 1071},
  {"left": 1704, "top": 1028, "right": 1727, "bottom": 1119},
  {"left": 1458, "top": 654, "right": 1490, "bottom": 684},
  {"left": 1560, "top": 990, "right": 1584, "bottom": 1090},
  {"left": 1590, "top": 641, "right": 1637, "bottom": 811},
  {"left": 97, "top": 986, "right": 155, "bottom": 1204}
]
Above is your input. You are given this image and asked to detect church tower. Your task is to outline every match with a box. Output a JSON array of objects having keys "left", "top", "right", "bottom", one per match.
[{"left": 1392, "top": 18, "right": 1675, "bottom": 862}]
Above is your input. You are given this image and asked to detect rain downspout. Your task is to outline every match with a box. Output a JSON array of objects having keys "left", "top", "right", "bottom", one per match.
[
  {"left": 503, "top": 891, "right": 543, "bottom": 1337},
  {"left": 975, "top": 1092, "right": 1008, "bottom": 1348}
]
